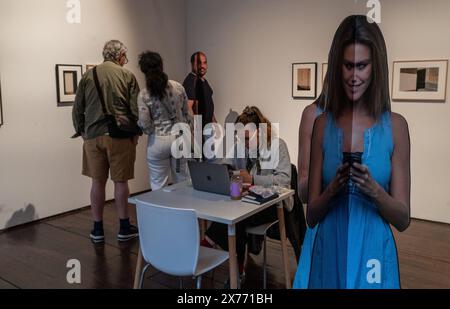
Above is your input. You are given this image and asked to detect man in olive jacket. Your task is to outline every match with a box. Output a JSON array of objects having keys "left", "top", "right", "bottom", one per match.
[{"left": 72, "top": 40, "right": 140, "bottom": 244}]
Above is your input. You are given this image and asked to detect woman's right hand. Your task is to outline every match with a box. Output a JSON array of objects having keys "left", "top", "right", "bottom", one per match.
[{"left": 324, "top": 163, "right": 350, "bottom": 197}]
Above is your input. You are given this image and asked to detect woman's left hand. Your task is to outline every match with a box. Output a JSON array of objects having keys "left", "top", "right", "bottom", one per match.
[{"left": 350, "top": 163, "right": 381, "bottom": 199}]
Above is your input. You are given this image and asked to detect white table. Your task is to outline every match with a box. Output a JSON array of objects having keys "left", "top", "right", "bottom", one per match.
[{"left": 128, "top": 182, "right": 294, "bottom": 289}]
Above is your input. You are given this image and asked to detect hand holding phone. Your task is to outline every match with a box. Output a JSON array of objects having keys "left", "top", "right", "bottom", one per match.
[{"left": 343, "top": 152, "right": 363, "bottom": 167}]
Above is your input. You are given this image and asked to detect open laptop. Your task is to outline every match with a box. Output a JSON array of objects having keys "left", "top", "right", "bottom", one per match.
[{"left": 188, "top": 161, "right": 231, "bottom": 196}]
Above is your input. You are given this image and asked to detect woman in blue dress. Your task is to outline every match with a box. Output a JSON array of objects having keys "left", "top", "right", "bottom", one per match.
[{"left": 294, "top": 15, "right": 411, "bottom": 289}]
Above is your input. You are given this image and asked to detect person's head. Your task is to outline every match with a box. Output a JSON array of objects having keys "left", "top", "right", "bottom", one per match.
[
  {"left": 138, "top": 51, "right": 169, "bottom": 101},
  {"left": 190, "top": 52, "right": 208, "bottom": 77},
  {"left": 325, "top": 15, "right": 391, "bottom": 120},
  {"left": 235, "top": 106, "right": 273, "bottom": 149},
  {"left": 103, "top": 40, "right": 128, "bottom": 66}
]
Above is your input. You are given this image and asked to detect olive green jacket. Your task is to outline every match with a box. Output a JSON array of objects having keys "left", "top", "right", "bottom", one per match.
[{"left": 72, "top": 61, "right": 140, "bottom": 139}]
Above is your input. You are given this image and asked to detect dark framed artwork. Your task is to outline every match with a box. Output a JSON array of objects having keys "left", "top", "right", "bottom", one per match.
[
  {"left": 392, "top": 60, "right": 448, "bottom": 102},
  {"left": 292, "top": 62, "right": 317, "bottom": 99},
  {"left": 56, "top": 64, "right": 83, "bottom": 106}
]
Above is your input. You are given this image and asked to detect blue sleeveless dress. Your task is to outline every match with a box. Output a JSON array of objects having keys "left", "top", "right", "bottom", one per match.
[{"left": 293, "top": 111, "right": 400, "bottom": 289}]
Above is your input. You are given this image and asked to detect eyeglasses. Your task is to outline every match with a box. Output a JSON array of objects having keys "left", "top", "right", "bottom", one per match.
[{"left": 122, "top": 54, "right": 129, "bottom": 65}]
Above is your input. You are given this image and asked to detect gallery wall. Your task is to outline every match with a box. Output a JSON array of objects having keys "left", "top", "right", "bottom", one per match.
[
  {"left": 1, "top": 0, "right": 449, "bottom": 229},
  {"left": 186, "top": 0, "right": 450, "bottom": 223},
  {"left": 0, "top": 0, "right": 187, "bottom": 230}
]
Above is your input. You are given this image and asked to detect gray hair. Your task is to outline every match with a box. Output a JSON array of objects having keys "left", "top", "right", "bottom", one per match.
[{"left": 102, "top": 40, "right": 128, "bottom": 62}]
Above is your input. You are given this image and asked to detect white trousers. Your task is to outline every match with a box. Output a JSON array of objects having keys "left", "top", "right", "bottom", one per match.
[{"left": 147, "top": 134, "right": 187, "bottom": 191}]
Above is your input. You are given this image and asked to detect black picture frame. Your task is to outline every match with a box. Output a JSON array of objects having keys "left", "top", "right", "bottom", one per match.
[
  {"left": 292, "top": 62, "right": 317, "bottom": 100},
  {"left": 56, "top": 64, "right": 83, "bottom": 107}
]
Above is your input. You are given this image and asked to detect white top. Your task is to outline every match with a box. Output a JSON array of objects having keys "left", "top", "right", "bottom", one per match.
[
  {"left": 137, "top": 80, "right": 192, "bottom": 136},
  {"left": 129, "top": 182, "right": 294, "bottom": 225}
]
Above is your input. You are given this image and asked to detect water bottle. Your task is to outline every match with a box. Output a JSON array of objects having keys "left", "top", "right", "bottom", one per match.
[{"left": 230, "top": 171, "right": 243, "bottom": 200}]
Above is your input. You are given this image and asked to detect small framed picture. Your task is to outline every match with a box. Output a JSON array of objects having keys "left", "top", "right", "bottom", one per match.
[
  {"left": 55, "top": 64, "right": 83, "bottom": 106},
  {"left": 0, "top": 77, "right": 3, "bottom": 127},
  {"left": 85, "top": 64, "right": 98, "bottom": 72},
  {"left": 292, "top": 63, "right": 317, "bottom": 99},
  {"left": 322, "top": 63, "right": 328, "bottom": 84},
  {"left": 392, "top": 60, "right": 448, "bottom": 102}
]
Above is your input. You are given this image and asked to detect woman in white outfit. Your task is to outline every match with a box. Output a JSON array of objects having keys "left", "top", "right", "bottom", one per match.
[{"left": 138, "top": 51, "right": 193, "bottom": 190}]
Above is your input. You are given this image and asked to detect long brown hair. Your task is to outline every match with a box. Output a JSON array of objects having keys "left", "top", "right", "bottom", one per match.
[
  {"left": 315, "top": 76, "right": 328, "bottom": 110},
  {"left": 324, "top": 15, "right": 391, "bottom": 120},
  {"left": 138, "top": 51, "right": 168, "bottom": 101},
  {"left": 236, "top": 106, "right": 273, "bottom": 147}
]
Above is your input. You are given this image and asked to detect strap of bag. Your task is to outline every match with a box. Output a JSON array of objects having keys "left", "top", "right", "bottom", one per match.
[
  {"left": 93, "top": 67, "right": 134, "bottom": 117},
  {"left": 93, "top": 67, "right": 108, "bottom": 116}
]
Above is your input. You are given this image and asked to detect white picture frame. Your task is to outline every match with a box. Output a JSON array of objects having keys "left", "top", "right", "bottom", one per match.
[
  {"left": 292, "top": 62, "right": 317, "bottom": 100},
  {"left": 56, "top": 64, "right": 83, "bottom": 106},
  {"left": 392, "top": 60, "right": 448, "bottom": 102}
]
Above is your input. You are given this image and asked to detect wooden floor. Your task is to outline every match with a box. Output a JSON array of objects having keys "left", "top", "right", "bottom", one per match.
[{"left": 0, "top": 203, "right": 449, "bottom": 289}]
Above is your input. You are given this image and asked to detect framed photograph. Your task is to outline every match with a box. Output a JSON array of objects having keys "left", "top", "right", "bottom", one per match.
[
  {"left": 55, "top": 64, "right": 83, "bottom": 106},
  {"left": 392, "top": 60, "right": 448, "bottom": 102},
  {"left": 292, "top": 62, "right": 317, "bottom": 99},
  {"left": 0, "top": 77, "right": 3, "bottom": 127},
  {"left": 322, "top": 63, "right": 328, "bottom": 84}
]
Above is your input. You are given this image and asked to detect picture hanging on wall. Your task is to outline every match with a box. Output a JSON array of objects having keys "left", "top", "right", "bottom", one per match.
[
  {"left": 0, "top": 77, "right": 3, "bottom": 127},
  {"left": 392, "top": 60, "right": 448, "bottom": 102},
  {"left": 55, "top": 64, "right": 83, "bottom": 106},
  {"left": 85, "top": 64, "right": 98, "bottom": 72},
  {"left": 292, "top": 62, "right": 317, "bottom": 99},
  {"left": 322, "top": 63, "right": 328, "bottom": 84}
]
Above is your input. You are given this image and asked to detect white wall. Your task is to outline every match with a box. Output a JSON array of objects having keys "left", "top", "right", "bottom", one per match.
[
  {"left": 186, "top": 0, "right": 450, "bottom": 223},
  {"left": 0, "top": 0, "right": 187, "bottom": 229},
  {"left": 1, "top": 0, "right": 449, "bottom": 229}
]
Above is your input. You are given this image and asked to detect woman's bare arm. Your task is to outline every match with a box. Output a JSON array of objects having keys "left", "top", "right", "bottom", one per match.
[
  {"left": 298, "top": 103, "right": 319, "bottom": 203},
  {"left": 351, "top": 113, "right": 411, "bottom": 232},
  {"left": 306, "top": 115, "right": 349, "bottom": 227}
]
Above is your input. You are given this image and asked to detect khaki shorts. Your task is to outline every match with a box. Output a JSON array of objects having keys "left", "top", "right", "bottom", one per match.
[{"left": 82, "top": 135, "right": 136, "bottom": 182}]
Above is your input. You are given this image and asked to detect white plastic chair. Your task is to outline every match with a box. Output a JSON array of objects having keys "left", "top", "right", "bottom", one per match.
[{"left": 136, "top": 200, "right": 229, "bottom": 289}]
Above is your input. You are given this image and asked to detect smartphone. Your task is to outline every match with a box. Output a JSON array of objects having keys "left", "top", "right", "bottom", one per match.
[{"left": 342, "top": 152, "right": 362, "bottom": 166}]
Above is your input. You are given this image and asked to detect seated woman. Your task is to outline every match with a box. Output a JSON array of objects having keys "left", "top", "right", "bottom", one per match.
[{"left": 202, "top": 106, "right": 293, "bottom": 283}]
